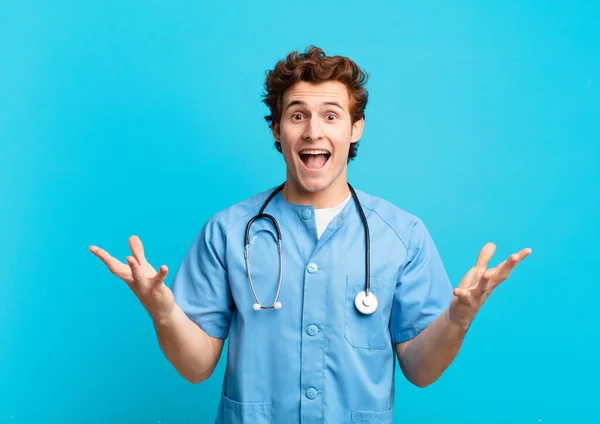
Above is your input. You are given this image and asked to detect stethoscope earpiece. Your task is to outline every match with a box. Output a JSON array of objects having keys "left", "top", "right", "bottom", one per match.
[{"left": 253, "top": 302, "right": 283, "bottom": 311}]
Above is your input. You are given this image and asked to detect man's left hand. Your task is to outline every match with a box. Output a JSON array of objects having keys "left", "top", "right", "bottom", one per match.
[{"left": 449, "top": 243, "right": 532, "bottom": 330}]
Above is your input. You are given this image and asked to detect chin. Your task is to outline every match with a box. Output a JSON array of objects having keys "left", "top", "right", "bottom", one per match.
[{"left": 296, "top": 176, "right": 334, "bottom": 193}]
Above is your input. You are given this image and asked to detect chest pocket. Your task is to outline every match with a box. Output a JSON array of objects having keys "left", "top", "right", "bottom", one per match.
[{"left": 345, "top": 275, "right": 396, "bottom": 350}]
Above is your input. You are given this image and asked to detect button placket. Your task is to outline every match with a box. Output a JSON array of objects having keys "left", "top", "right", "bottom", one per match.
[{"left": 301, "top": 253, "right": 326, "bottom": 422}]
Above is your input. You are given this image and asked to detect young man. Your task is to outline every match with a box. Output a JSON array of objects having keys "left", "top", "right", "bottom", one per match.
[{"left": 90, "top": 46, "right": 531, "bottom": 423}]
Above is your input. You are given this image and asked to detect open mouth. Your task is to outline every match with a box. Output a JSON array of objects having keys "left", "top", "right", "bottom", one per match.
[{"left": 299, "top": 149, "right": 331, "bottom": 170}]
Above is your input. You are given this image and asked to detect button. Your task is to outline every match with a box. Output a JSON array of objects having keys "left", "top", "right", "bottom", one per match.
[
  {"left": 307, "top": 325, "right": 319, "bottom": 336},
  {"left": 301, "top": 209, "right": 312, "bottom": 220},
  {"left": 306, "top": 388, "right": 318, "bottom": 399},
  {"left": 307, "top": 263, "right": 318, "bottom": 273}
]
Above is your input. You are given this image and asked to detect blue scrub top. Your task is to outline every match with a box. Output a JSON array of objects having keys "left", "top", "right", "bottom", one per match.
[{"left": 171, "top": 186, "right": 454, "bottom": 424}]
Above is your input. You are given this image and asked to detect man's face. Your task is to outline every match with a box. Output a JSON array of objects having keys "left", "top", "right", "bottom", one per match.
[{"left": 272, "top": 80, "right": 364, "bottom": 196}]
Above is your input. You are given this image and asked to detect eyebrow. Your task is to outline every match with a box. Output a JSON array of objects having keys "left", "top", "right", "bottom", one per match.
[{"left": 284, "top": 100, "right": 345, "bottom": 111}]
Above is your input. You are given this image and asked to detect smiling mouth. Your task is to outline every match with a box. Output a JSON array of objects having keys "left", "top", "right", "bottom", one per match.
[{"left": 299, "top": 150, "right": 331, "bottom": 170}]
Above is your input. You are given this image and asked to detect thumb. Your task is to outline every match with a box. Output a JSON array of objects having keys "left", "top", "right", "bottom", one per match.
[{"left": 453, "top": 288, "right": 473, "bottom": 305}]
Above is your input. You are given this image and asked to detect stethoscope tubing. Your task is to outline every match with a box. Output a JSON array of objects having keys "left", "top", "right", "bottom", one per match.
[
  {"left": 245, "top": 182, "right": 373, "bottom": 312},
  {"left": 347, "top": 184, "right": 370, "bottom": 296}
]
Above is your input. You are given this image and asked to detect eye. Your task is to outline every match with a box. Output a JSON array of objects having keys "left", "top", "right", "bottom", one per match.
[
  {"left": 326, "top": 113, "right": 337, "bottom": 121},
  {"left": 292, "top": 113, "right": 304, "bottom": 121}
]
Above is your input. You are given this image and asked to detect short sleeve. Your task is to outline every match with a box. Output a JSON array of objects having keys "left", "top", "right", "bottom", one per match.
[
  {"left": 390, "top": 219, "right": 454, "bottom": 344},
  {"left": 170, "top": 217, "right": 233, "bottom": 340}
]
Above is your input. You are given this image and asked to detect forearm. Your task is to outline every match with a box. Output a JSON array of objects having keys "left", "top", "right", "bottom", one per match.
[
  {"left": 397, "top": 309, "right": 469, "bottom": 388},
  {"left": 153, "top": 304, "right": 223, "bottom": 384}
]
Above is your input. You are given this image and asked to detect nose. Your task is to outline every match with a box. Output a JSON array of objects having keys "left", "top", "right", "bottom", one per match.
[{"left": 303, "top": 117, "right": 324, "bottom": 141}]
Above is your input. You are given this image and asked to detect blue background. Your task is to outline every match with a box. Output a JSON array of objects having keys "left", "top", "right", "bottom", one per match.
[{"left": 1, "top": 0, "right": 598, "bottom": 423}]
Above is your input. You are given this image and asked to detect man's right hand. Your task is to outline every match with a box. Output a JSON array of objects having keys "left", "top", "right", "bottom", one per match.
[{"left": 89, "top": 235, "right": 175, "bottom": 324}]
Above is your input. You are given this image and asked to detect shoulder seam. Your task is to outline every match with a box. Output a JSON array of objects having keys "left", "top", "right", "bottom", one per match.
[
  {"left": 359, "top": 201, "right": 410, "bottom": 253},
  {"left": 219, "top": 189, "right": 277, "bottom": 240}
]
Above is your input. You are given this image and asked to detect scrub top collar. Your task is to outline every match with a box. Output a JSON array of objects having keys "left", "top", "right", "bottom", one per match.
[
  {"left": 268, "top": 187, "right": 357, "bottom": 219},
  {"left": 266, "top": 187, "right": 359, "bottom": 245}
]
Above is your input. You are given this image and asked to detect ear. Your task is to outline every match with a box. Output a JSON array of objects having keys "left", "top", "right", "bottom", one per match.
[
  {"left": 350, "top": 117, "right": 364, "bottom": 143},
  {"left": 271, "top": 122, "right": 280, "bottom": 142}
]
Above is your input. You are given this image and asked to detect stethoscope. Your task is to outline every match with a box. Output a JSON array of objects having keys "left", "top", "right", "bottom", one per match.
[{"left": 244, "top": 183, "right": 378, "bottom": 315}]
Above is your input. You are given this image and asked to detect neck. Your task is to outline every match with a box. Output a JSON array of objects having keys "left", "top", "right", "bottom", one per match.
[{"left": 282, "top": 173, "right": 350, "bottom": 209}]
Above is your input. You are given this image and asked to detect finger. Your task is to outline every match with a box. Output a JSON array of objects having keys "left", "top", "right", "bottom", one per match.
[
  {"left": 494, "top": 249, "right": 530, "bottom": 281},
  {"left": 453, "top": 288, "right": 474, "bottom": 305},
  {"left": 488, "top": 261, "right": 504, "bottom": 275},
  {"left": 515, "top": 247, "right": 532, "bottom": 263},
  {"left": 475, "top": 242, "right": 496, "bottom": 269},
  {"left": 469, "top": 266, "right": 496, "bottom": 296},
  {"left": 150, "top": 265, "right": 169, "bottom": 287},
  {"left": 128, "top": 235, "right": 149, "bottom": 267},
  {"left": 482, "top": 268, "right": 496, "bottom": 282},
  {"left": 126, "top": 255, "right": 146, "bottom": 286},
  {"left": 499, "top": 248, "right": 531, "bottom": 270},
  {"left": 89, "top": 245, "right": 130, "bottom": 277}
]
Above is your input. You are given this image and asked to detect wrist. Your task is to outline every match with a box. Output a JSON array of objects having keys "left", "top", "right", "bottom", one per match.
[
  {"left": 445, "top": 308, "right": 473, "bottom": 334},
  {"left": 151, "top": 306, "right": 178, "bottom": 328}
]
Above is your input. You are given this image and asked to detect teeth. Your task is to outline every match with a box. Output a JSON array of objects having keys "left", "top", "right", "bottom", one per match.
[{"left": 300, "top": 150, "right": 330, "bottom": 155}]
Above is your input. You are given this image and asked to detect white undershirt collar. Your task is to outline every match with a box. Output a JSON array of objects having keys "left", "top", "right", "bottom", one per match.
[{"left": 314, "top": 193, "right": 352, "bottom": 238}]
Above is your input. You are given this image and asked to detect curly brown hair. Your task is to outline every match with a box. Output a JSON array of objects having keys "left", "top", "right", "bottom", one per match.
[{"left": 262, "top": 46, "right": 369, "bottom": 161}]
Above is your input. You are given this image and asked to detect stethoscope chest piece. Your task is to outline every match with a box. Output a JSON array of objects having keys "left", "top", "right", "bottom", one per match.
[{"left": 354, "top": 291, "right": 378, "bottom": 315}]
